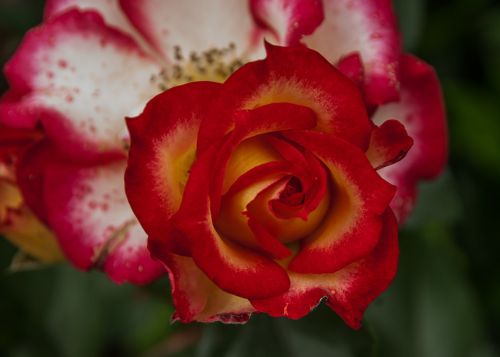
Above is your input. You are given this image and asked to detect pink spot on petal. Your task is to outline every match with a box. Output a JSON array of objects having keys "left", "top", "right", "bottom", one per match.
[{"left": 58, "top": 59, "right": 68, "bottom": 68}]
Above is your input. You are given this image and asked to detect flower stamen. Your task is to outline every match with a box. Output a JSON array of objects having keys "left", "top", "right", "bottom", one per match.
[{"left": 150, "top": 43, "right": 244, "bottom": 90}]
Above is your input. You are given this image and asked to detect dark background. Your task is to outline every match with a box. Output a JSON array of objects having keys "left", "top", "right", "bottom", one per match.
[{"left": 1, "top": 0, "right": 500, "bottom": 356}]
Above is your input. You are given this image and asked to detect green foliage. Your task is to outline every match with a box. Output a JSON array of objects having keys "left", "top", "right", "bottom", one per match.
[
  {"left": 197, "top": 308, "right": 372, "bottom": 357},
  {"left": 366, "top": 167, "right": 495, "bottom": 357},
  {"left": 446, "top": 83, "right": 500, "bottom": 178},
  {"left": 394, "top": 0, "right": 425, "bottom": 51},
  {"left": 0, "top": 262, "right": 174, "bottom": 357}
]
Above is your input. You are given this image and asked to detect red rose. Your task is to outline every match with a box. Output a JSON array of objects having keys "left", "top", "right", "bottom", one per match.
[{"left": 125, "top": 43, "right": 444, "bottom": 328}]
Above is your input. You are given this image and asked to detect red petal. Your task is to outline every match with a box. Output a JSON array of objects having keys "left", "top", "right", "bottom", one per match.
[
  {"left": 197, "top": 44, "right": 371, "bottom": 152},
  {"left": 167, "top": 145, "right": 291, "bottom": 299},
  {"left": 303, "top": 0, "right": 401, "bottom": 105},
  {"left": 0, "top": 10, "right": 161, "bottom": 161},
  {"left": 224, "top": 160, "right": 291, "bottom": 197},
  {"left": 337, "top": 52, "right": 364, "bottom": 89},
  {"left": 265, "top": 136, "right": 329, "bottom": 219},
  {"left": 0, "top": 126, "right": 42, "bottom": 159},
  {"left": 247, "top": 215, "right": 292, "bottom": 260},
  {"left": 209, "top": 102, "right": 317, "bottom": 216},
  {"left": 217, "top": 166, "right": 295, "bottom": 257},
  {"left": 372, "top": 55, "right": 447, "bottom": 221},
  {"left": 250, "top": 0, "right": 324, "bottom": 45},
  {"left": 251, "top": 209, "right": 399, "bottom": 329},
  {"left": 126, "top": 82, "right": 222, "bottom": 255},
  {"left": 283, "top": 130, "right": 395, "bottom": 274},
  {"left": 366, "top": 119, "right": 413, "bottom": 170},
  {"left": 16, "top": 141, "right": 56, "bottom": 222},
  {"left": 245, "top": 176, "right": 330, "bottom": 245}
]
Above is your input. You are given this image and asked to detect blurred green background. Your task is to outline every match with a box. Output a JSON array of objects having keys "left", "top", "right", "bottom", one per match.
[{"left": 1, "top": 0, "right": 500, "bottom": 356}]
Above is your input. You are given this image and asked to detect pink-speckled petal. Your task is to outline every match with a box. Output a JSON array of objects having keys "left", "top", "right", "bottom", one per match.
[
  {"left": 372, "top": 55, "right": 447, "bottom": 221},
  {"left": 0, "top": 10, "right": 161, "bottom": 161},
  {"left": 303, "top": 0, "right": 400, "bottom": 105}
]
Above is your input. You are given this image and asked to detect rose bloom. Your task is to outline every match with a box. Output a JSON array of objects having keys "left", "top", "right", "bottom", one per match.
[
  {"left": 0, "top": 0, "right": 446, "bottom": 324},
  {"left": 125, "top": 42, "right": 446, "bottom": 327}
]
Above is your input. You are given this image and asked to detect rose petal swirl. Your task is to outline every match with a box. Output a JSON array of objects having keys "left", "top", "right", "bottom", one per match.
[{"left": 126, "top": 44, "right": 412, "bottom": 327}]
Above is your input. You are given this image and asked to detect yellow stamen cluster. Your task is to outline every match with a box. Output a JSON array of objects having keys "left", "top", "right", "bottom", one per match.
[{"left": 150, "top": 43, "right": 244, "bottom": 90}]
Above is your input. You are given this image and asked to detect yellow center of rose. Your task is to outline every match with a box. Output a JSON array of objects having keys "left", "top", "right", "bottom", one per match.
[
  {"left": 150, "top": 43, "right": 244, "bottom": 90},
  {"left": 214, "top": 135, "right": 331, "bottom": 252}
]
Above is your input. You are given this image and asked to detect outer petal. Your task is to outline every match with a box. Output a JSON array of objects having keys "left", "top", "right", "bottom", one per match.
[
  {"left": 337, "top": 52, "right": 364, "bottom": 89},
  {"left": 120, "top": 0, "right": 263, "bottom": 61},
  {"left": 0, "top": 126, "right": 42, "bottom": 161},
  {"left": 44, "top": 0, "right": 147, "bottom": 48},
  {"left": 101, "top": 221, "right": 165, "bottom": 284},
  {"left": 251, "top": 209, "right": 399, "bottom": 329},
  {"left": 197, "top": 44, "right": 371, "bottom": 152},
  {"left": 303, "top": 0, "right": 400, "bottom": 105},
  {"left": 157, "top": 253, "right": 255, "bottom": 323},
  {"left": 366, "top": 119, "right": 413, "bottom": 170},
  {"left": 284, "top": 130, "right": 395, "bottom": 274},
  {"left": 372, "top": 55, "right": 447, "bottom": 221},
  {"left": 43, "top": 159, "right": 164, "bottom": 284},
  {"left": 1, "top": 206, "right": 64, "bottom": 264},
  {"left": 15, "top": 141, "right": 55, "bottom": 222},
  {"left": 0, "top": 180, "right": 22, "bottom": 222},
  {"left": 126, "top": 82, "right": 222, "bottom": 254},
  {"left": 250, "top": 0, "right": 324, "bottom": 45},
  {"left": 0, "top": 10, "right": 161, "bottom": 160}
]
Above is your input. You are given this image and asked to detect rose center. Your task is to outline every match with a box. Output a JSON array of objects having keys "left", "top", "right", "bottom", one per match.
[
  {"left": 215, "top": 135, "right": 331, "bottom": 253},
  {"left": 279, "top": 177, "right": 305, "bottom": 206},
  {"left": 150, "top": 43, "right": 244, "bottom": 90}
]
